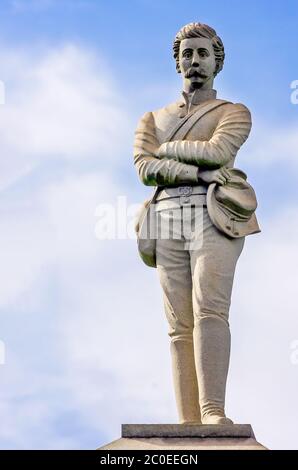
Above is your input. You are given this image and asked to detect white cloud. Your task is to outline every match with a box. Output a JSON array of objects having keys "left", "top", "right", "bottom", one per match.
[
  {"left": 0, "top": 43, "right": 131, "bottom": 191},
  {"left": 0, "top": 43, "right": 137, "bottom": 448},
  {"left": 244, "top": 119, "right": 298, "bottom": 169}
]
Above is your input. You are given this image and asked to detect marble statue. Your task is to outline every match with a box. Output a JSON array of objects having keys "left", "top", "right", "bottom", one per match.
[{"left": 133, "top": 22, "right": 260, "bottom": 425}]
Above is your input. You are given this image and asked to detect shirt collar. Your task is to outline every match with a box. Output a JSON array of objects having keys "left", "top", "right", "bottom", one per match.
[{"left": 178, "top": 88, "right": 217, "bottom": 109}]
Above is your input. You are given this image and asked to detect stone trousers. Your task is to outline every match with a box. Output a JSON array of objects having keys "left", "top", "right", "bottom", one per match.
[{"left": 155, "top": 206, "right": 245, "bottom": 424}]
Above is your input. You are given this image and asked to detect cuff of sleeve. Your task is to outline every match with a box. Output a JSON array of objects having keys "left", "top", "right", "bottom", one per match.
[
  {"left": 179, "top": 164, "right": 200, "bottom": 183},
  {"left": 157, "top": 142, "right": 172, "bottom": 158}
]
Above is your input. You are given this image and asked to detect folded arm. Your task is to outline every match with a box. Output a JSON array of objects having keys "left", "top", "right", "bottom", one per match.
[
  {"left": 157, "top": 103, "right": 252, "bottom": 169},
  {"left": 133, "top": 111, "right": 200, "bottom": 186}
]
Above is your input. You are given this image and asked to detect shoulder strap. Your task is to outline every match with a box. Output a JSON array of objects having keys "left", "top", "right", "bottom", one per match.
[
  {"left": 150, "top": 185, "right": 162, "bottom": 203},
  {"left": 165, "top": 99, "right": 231, "bottom": 143}
]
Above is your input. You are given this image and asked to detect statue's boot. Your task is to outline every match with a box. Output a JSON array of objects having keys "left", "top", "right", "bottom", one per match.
[
  {"left": 193, "top": 314, "right": 233, "bottom": 424},
  {"left": 170, "top": 336, "right": 201, "bottom": 424}
]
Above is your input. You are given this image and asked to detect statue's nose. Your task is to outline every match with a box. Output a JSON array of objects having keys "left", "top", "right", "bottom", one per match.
[{"left": 191, "top": 53, "right": 200, "bottom": 67}]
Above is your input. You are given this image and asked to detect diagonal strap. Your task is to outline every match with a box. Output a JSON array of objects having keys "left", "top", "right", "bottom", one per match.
[{"left": 165, "top": 99, "right": 231, "bottom": 142}]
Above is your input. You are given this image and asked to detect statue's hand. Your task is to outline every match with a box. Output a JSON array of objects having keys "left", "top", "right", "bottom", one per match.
[{"left": 199, "top": 168, "right": 230, "bottom": 185}]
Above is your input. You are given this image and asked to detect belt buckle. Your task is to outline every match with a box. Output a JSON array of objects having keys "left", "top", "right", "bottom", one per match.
[{"left": 178, "top": 186, "right": 193, "bottom": 196}]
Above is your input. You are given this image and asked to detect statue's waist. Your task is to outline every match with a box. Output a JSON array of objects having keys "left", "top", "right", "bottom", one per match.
[{"left": 155, "top": 184, "right": 207, "bottom": 212}]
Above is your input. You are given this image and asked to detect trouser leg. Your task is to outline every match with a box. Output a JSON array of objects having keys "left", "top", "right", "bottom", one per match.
[
  {"left": 190, "top": 208, "right": 245, "bottom": 422},
  {"left": 156, "top": 227, "right": 201, "bottom": 424}
]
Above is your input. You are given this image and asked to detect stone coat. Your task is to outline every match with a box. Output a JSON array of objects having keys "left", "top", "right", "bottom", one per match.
[{"left": 133, "top": 89, "right": 252, "bottom": 187}]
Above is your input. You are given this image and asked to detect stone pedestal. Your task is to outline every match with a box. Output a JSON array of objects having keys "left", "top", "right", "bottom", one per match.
[{"left": 98, "top": 424, "right": 267, "bottom": 450}]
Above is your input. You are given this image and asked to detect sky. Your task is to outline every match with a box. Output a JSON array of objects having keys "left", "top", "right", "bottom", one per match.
[{"left": 0, "top": 0, "right": 297, "bottom": 450}]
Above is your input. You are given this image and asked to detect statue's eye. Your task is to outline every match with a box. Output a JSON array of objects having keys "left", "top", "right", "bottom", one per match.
[
  {"left": 199, "top": 50, "right": 209, "bottom": 58},
  {"left": 183, "top": 50, "right": 192, "bottom": 59}
]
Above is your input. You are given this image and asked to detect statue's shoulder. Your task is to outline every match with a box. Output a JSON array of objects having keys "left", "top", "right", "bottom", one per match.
[
  {"left": 220, "top": 100, "right": 251, "bottom": 116},
  {"left": 151, "top": 100, "right": 181, "bottom": 121},
  {"left": 212, "top": 100, "right": 252, "bottom": 128},
  {"left": 136, "top": 100, "right": 179, "bottom": 126}
]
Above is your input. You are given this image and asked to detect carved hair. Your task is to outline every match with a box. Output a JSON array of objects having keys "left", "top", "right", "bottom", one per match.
[{"left": 173, "top": 22, "right": 225, "bottom": 76}]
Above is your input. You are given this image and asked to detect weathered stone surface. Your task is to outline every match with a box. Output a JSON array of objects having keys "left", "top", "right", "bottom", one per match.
[
  {"left": 98, "top": 424, "right": 267, "bottom": 450},
  {"left": 122, "top": 423, "right": 254, "bottom": 438}
]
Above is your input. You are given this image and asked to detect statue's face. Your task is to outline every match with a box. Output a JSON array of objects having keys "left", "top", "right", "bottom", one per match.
[{"left": 179, "top": 37, "right": 217, "bottom": 89}]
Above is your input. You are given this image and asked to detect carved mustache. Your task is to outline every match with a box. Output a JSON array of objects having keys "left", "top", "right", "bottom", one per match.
[{"left": 184, "top": 68, "right": 207, "bottom": 79}]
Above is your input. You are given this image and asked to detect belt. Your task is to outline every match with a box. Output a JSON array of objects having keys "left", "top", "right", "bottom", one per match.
[
  {"left": 156, "top": 192, "right": 206, "bottom": 202},
  {"left": 156, "top": 184, "right": 207, "bottom": 201}
]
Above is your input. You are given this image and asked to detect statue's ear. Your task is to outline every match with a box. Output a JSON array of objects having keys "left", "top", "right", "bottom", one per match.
[{"left": 214, "top": 62, "right": 224, "bottom": 77}]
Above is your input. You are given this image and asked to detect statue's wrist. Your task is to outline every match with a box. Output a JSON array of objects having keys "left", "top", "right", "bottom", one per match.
[{"left": 157, "top": 142, "right": 168, "bottom": 158}]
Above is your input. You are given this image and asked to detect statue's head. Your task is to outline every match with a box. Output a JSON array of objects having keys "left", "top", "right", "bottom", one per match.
[{"left": 173, "top": 22, "right": 225, "bottom": 90}]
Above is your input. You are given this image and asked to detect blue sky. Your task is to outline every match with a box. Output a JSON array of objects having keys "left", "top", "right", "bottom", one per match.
[{"left": 0, "top": 0, "right": 298, "bottom": 450}]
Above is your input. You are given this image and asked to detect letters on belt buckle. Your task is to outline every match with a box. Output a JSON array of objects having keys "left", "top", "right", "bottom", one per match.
[{"left": 178, "top": 186, "right": 193, "bottom": 196}]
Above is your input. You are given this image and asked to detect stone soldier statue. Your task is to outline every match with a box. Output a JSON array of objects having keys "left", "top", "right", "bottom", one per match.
[{"left": 133, "top": 22, "right": 260, "bottom": 425}]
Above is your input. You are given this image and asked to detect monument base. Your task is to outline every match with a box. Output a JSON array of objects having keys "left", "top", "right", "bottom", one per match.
[{"left": 98, "top": 424, "right": 267, "bottom": 450}]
